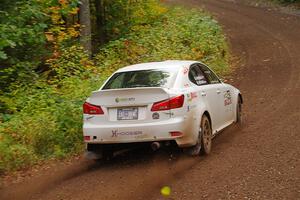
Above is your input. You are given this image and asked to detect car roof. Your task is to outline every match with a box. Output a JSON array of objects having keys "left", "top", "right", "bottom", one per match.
[{"left": 116, "top": 60, "right": 200, "bottom": 72}]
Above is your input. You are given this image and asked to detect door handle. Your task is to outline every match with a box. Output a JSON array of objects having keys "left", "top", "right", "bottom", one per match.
[
  {"left": 217, "top": 90, "right": 221, "bottom": 94},
  {"left": 201, "top": 92, "right": 206, "bottom": 97}
]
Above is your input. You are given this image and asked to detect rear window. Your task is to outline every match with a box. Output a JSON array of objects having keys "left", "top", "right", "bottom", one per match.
[{"left": 102, "top": 69, "right": 178, "bottom": 90}]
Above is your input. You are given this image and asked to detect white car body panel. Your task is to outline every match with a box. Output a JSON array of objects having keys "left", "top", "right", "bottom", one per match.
[{"left": 83, "top": 60, "right": 241, "bottom": 148}]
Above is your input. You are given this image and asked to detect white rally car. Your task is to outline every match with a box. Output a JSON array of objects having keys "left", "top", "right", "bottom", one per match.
[{"left": 83, "top": 60, "right": 242, "bottom": 158}]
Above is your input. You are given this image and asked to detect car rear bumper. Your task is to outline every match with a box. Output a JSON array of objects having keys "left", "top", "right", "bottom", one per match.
[{"left": 83, "top": 117, "right": 194, "bottom": 146}]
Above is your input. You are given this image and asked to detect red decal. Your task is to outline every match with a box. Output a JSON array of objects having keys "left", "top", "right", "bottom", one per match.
[
  {"left": 190, "top": 92, "right": 197, "bottom": 99},
  {"left": 224, "top": 91, "right": 232, "bottom": 106},
  {"left": 187, "top": 92, "right": 198, "bottom": 101},
  {"left": 183, "top": 67, "right": 188, "bottom": 74}
]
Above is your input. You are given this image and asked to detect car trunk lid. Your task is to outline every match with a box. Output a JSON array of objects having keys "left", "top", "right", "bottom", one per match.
[{"left": 86, "top": 87, "right": 171, "bottom": 123}]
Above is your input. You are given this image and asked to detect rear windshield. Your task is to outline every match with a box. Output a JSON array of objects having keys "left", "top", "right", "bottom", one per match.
[{"left": 102, "top": 69, "right": 178, "bottom": 90}]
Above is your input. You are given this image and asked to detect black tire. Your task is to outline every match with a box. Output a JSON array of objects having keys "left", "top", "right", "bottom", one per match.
[
  {"left": 236, "top": 96, "right": 242, "bottom": 125},
  {"left": 102, "top": 145, "right": 114, "bottom": 160},
  {"left": 187, "top": 115, "right": 212, "bottom": 156}
]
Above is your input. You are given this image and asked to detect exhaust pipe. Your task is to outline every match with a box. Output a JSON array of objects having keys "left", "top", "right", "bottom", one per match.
[
  {"left": 84, "top": 151, "right": 102, "bottom": 160},
  {"left": 151, "top": 142, "right": 161, "bottom": 151}
]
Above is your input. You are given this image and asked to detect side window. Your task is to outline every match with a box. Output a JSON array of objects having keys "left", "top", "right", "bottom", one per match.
[
  {"left": 188, "top": 65, "right": 208, "bottom": 86},
  {"left": 200, "top": 65, "right": 220, "bottom": 84}
]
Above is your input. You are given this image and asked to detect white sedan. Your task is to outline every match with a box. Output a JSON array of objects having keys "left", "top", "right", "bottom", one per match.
[{"left": 83, "top": 60, "right": 242, "bottom": 158}]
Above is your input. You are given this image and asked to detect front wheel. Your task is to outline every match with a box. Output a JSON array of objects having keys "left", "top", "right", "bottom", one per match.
[
  {"left": 186, "top": 115, "right": 212, "bottom": 156},
  {"left": 236, "top": 96, "right": 242, "bottom": 125}
]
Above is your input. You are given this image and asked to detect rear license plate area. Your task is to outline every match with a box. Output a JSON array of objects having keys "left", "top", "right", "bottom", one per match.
[{"left": 117, "top": 108, "right": 138, "bottom": 120}]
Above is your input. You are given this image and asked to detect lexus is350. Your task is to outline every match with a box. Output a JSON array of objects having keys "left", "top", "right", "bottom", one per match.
[{"left": 83, "top": 60, "right": 242, "bottom": 158}]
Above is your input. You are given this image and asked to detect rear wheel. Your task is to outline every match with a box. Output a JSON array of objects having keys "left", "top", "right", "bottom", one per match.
[
  {"left": 200, "top": 115, "right": 212, "bottom": 155},
  {"left": 187, "top": 115, "right": 212, "bottom": 156},
  {"left": 102, "top": 146, "right": 114, "bottom": 160}
]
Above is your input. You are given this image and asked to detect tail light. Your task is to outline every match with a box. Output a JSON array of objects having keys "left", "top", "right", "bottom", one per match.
[
  {"left": 83, "top": 102, "right": 104, "bottom": 115},
  {"left": 151, "top": 95, "right": 184, "bottom": 111},
  {"left": 169, "top": 131, "right": 183, "bottom": 137},
  {"left": 84, "top": 136, "right": 91, "bottom": 141}
]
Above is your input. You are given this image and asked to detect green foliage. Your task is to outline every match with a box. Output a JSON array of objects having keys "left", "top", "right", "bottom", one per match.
[
  {"left": 0, "top": 1, "right": 48, "bottom": 61},
  {"left": 95, "top": 7, "right": 229, "bottom": 75},
  {"left": 0, "top": 45, "right": 103, "bottom": 173},
  {"left": 276, "top": 0, "right": 300, "bottom": 3},
  {"left": 0, "top": 141, "right": 36, "bottom": 171},
  {"left": 0, "top": 0, "right": 81, "bottom": 93},
  {"left": 0, "top": 0, "right": 50, "bottom": 92},
  {"left": 89, "top": 0, "right": 167, "bottom": 46},
  {"left": 46, "top": 46, "right": 95, "bottom": 82},
  {"left": 101, "top": 0, "right": 167, "bottom": 39}
]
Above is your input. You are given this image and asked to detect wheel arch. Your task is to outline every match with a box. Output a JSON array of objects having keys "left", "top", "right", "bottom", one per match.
[
  {"left": 238, "top": 93, "right": 243, "bottom": 104},
  {"left": 202, "top": 111, "right": 212, "bottom": 127}
]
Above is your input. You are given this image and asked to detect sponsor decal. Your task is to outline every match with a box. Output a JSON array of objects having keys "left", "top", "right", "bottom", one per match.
[
  {"left": 134, "top": 134, "right": 149, "bottom": 139},
  {"left": 186, "top": 93, "right": 191, "bottom": 102},
  {"left": 111, "top": 130, "right": 143, "bottom": 137},
  {"left": 190, "top": 92, "right": 197, "bottom": 99},
  {"left": 84, "top": 116, "right": 94, "bottom": 120},
  {"left": 163, "top": 112, "right": 174, "bottom": 116},
  {"left": 184, "top": 83, "right": 190, "bottom": 88},
  {"left": 224, "top": 91, "right": 232, "bottom": 106},
  {"left": 187, "top": 105, "right": 197, "bottom": 112},
  {"left": 187, "top": 92, "right": 197, "bottom": 102},
  {"left": 183, "top": 67, "right": 189, "bottom": 74},
  {"left": 152, "top": 112, "right": 160, "bottom": 119},
  {"left": 115, "top": 97, "right": 135, "bottom": 103}
]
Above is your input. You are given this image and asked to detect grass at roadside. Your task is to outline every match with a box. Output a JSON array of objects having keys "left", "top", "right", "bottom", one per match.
[
  {"left": 273, "top": 0, "right": 300, "bottom": 4},
  {"left": 0, "top": 5, "right": 229, "bottom": 173},
  {"left": 242, "top": 0, "right": 300, "bottom": 9}
]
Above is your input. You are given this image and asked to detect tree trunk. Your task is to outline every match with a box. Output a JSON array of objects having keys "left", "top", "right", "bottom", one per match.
[
  {"left": 95, "top": 0, "right": 106, "bottom": 44},
  {"left": 79, "top": 0, "right": 92, "bottom": 57}
]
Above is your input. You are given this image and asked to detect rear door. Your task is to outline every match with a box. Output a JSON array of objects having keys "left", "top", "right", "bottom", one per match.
[
  {"left": 189, "top": 64, "right": 223, "bottom": 132},
  {"left": 199, "top": 64, "right": 232, "bottom": 130}
]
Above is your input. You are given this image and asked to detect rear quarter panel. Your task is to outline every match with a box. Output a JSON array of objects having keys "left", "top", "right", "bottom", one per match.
[{"left": 170, "top": 66, "right": 211, "bottom": 147}]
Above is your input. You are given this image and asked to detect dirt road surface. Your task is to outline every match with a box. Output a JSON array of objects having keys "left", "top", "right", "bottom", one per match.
[{"left": 1, "top": 0, "right": 299, "bottom": 199}]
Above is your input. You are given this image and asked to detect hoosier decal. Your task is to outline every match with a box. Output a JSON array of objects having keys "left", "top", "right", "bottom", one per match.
[{"left": 111, "top": 130, "right": 143, "bottom": 137}]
